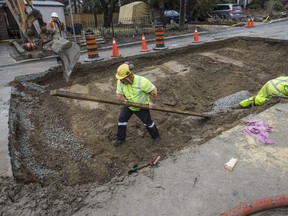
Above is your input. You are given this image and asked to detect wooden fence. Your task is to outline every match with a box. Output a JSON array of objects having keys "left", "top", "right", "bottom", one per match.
[
  {"left": 64, "top": 13, "right": 154, "bottom": 37},
  {"left": 65, "top": 13, "right": 119, "bottom": 29}
]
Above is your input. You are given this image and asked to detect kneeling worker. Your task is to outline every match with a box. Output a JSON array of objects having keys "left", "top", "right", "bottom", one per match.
[
  {"left": 240, "top": 76, "right": 288, "bottom": 108},
  {"left": 113, "top": 62, "right": 160, "bottom": 146}
]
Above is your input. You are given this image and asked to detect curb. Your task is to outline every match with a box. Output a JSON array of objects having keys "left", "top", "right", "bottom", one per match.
[
  {"left": 0, "top": 33, "right": 198, "bottom": 68},
  {"left": 1, "top": 18, "right": 288, "bottom": 68}
]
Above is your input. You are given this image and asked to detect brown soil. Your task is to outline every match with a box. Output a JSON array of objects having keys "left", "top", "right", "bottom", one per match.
[
  {"left": 2, "top": 36, "right": 288, "bottom": 215},
  {"left": 8, "top": 36, "right": 288, "bottom": 188}
]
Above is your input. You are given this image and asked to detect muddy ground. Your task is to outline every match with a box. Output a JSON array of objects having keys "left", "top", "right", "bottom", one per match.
[{"left": 2, "top": 36, "right": 288, "bottom": 214}]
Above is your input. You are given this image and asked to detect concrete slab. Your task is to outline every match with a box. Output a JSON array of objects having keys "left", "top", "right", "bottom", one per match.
[
  {"left": 0, "top": 43, "right": 17, "bottom": 66},
  {"left": 73, "top": 102, "right": 288, "bottom": 216},
  {"left": 0, "top": 86, "right": 12, "bottom": 177}
]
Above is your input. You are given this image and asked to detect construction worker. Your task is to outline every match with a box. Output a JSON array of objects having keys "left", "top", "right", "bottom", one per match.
[
  {"left": 46, "top": 12, "right": 65, "bottom": 38},
  {"left": 46, "top": 12, "right": 65, "bottom": 63},
  {"left": 113, "top": 62, "right": 160, "bottom": 146},
  {"left": 239, "top": 76, "right": 288, "bottom": 107}
]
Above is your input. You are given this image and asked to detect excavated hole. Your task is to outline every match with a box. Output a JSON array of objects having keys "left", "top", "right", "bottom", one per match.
[{"left": 8, "top": 36, "right": 288, "bottom": 186}]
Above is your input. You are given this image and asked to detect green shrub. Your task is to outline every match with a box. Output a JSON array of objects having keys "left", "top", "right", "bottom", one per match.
[
  {"left": 274, "top": 0, "right": 284, "bottom": 11},
  {"left": 247, "top": 3, "right": 261, "bottom": 9}
]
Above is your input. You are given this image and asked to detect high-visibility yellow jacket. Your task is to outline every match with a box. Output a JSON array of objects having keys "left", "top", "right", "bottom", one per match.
[
  {"left": 116, "top": 74, "right": 156, "bottom": 111},
  {"left": 240, "top": 76, "right": 288, "bottom": 108}
]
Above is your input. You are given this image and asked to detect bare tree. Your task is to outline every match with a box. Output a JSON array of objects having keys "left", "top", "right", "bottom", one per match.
[
  {"left": 83, "top": 0, "right": 99, "bottom": 27},
  {"left": 99, "top": 0, "right": 119, "bottom": 28}
]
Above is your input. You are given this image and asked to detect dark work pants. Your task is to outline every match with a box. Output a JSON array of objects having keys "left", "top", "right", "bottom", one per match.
[
  {"left": 56, "top": 56, "right": 61, "bottom": 63},
  {"left": 117, "top": 107, "right": 160, "bottom": 141}
]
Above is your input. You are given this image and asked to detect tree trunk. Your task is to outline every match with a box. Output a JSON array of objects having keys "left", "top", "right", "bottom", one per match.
[
  {"left": 179, "top": 0, "right": 186, "bottom": 31},
  {"left": 93, "top": 7, "right": 98, "bottom": 28},
  {"left": 73, "top": 0, "right": 77, "bottom": 13},
  {"left": 159, "top": 0, "right": 165, "bottom": 26},
  {"left": 100, "top": 0, "right": 118, "bottom": 28}
]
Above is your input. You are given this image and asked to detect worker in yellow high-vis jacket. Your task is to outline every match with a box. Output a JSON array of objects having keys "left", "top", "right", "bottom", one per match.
[
  {"left": 240, "top": 76, "right": 288, "bottom": 108},
  {"left": 113, "top": 62, "right": 160, "bottom": 146}
]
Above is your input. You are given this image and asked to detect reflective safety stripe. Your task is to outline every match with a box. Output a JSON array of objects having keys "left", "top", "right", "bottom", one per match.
[
  {"left": 137, "top": 76, "right": 144, "bottom": 103},
  {"left": 144, "top": 122, "right": 155, "bottom": 128},
  {"left": 269, "top": 80, "right": 282, "bottom": 95},
  {"left": 118, "top": 122, "right": 128, "bottom": 126},
  {"left": 136, "top": 76, "right": 149, "bottom": 104},
  {"left": 269, "top": 77, "right": 288, "bottom": 95}
]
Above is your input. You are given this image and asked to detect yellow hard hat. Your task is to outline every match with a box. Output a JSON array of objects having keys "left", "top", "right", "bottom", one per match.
[{"left": 116, "top": 64, "right": 132, "bottom": 80}]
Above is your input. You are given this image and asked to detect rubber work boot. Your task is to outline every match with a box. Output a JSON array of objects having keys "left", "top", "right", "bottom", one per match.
[
  {"left": 153, "top": 136, "right": 161, "bottom": 144},
  {"left": 112, "top": 139, "right": 125, "bottom": 146}
]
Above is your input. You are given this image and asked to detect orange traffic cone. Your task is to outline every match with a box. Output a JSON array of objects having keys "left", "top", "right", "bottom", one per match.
[
  {"left": 247, "top": 18, "right": 251, "bottom": 28},
  {"left": 251, "top": 18, "right": 254, "bottom": 27},
  {"left": 111, "top": 37, "right": 119, "bottom": 57},
  {"left": 193, "top": 27, "right": 199, "bottom": 43},
  {"left": 140, "top": 34, "right": 149, "bottom": 52}
]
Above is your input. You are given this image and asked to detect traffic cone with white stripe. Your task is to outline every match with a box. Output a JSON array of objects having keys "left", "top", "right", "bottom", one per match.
[
  {"left": 140, "top": 34, "right": 149, "bottom": 52},
  {"left": 111, "top": 37, "right": 120, "bottom": 57},
  {"left": 247, "top": 18, "right": 251, "bottom": 28},
  {"left": 251, "top": 18, "right": 254, "bottom": 27},
  {"left": 193, "top": 27, "right": 199, "bottom": 43}
]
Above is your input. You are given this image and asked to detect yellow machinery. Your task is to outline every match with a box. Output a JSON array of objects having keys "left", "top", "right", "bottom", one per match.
[{"left": 4, "top": 0, "right": 80, "bottom": 81}]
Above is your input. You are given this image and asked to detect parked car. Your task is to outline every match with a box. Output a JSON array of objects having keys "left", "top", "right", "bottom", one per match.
[
  {"left": 212, "top": 4, "right": 244, "bottom": 21},
  {"left": 164, "top": 10, "right": 189, "bottom": 24}
]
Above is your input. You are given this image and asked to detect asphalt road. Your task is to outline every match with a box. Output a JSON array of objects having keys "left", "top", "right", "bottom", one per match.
[{"left": 1, "top": 19, "right": 288, "bottom": 215}]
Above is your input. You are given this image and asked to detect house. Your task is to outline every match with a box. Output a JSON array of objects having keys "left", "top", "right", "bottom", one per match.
[{"left": 0, "top": 0, "right": 65, "bottom": 40}]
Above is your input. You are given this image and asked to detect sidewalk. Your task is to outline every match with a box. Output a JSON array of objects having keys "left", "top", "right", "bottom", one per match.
[{"left": 72, "top": 102, "right": 288, "bottom": 216}]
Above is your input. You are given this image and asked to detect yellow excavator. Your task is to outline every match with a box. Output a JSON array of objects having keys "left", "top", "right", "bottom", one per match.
[{"left": 5, "top": 0, "right": 80, "bottom": 82}]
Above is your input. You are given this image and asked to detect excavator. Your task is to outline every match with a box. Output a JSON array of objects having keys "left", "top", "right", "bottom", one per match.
[{"left": 4, "top": 0, "right": 81, "bottom": 82}]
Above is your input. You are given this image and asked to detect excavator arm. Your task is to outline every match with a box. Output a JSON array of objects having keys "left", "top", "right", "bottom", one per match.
[{"left": 4, "top": 0, "right": 80, "bottom": 82}]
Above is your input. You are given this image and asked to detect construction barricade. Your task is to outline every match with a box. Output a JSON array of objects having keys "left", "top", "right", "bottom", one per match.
[
  {"left": 153, "top": 23, "right": 168, "bottom": 50},
  {"left": 84, "top": 29, "right": 104, "bottom": 62}
]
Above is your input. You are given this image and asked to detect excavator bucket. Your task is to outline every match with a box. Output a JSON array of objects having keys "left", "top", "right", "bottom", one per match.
[
  {"left": 59, "top": 42, "right": 80, "bottom": 82},
  {"left": 50, "top": 38, "right": 81, "bottom": 82}
]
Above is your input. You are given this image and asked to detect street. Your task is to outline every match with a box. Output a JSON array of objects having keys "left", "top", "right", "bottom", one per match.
[{"left": 1, "top": 19, "right": 288, "bottom": 215}]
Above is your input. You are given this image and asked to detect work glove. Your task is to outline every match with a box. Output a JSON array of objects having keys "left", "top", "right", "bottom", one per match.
[{"left": 148, "top": 102, "right": 155, "bottom": 109}]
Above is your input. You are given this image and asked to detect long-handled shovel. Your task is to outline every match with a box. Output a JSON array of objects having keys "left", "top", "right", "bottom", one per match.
[{"left": 50, "top": 89, "right": 212, "bottom": 118}]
